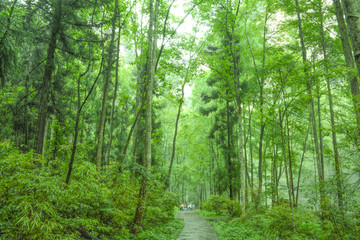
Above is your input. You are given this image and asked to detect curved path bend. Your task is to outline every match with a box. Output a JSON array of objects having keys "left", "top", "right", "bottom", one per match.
[{"left": 175, "top": 211, "right": 218, "bottom": 240}]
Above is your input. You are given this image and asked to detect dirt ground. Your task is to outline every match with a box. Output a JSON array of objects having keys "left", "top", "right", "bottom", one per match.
[{"left": 175, "top": 211, "right": 218, "bottom": 240}]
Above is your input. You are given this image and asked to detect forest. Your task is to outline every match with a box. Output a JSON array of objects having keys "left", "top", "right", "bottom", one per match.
[{"left": 1, "top": 0, "right": 360, "bottom": 239}]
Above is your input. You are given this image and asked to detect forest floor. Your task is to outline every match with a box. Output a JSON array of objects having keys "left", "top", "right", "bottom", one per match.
[{"left": 175, "top": 210, "right": 218, "bottom": 240}]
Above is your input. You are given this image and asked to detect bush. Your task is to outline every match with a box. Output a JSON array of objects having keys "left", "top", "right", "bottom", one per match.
[
  {"left": 136, "top": 218, "right": 184, "bottom": 240},
  {"left": 200, "top": 197, "right": 346, "bottom": 240},
  {"left": 201, "top": 195, "right": 242, "bottom": 217},
  {"left": 0, "top": 141, "right": 179, "bottom": 239}
]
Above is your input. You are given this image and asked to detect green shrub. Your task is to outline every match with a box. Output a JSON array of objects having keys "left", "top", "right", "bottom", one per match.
[
  {"left": 201, "top": 195, "right": 242, "bottom": 217},
  {"left": 136, "top": 218, "right": 184, "bottom": 240},
  {"left": 0, "top": 141, "right": 178, "bottom": 239},
  {"left": 265, "top": 204, "right": 294, "bottom": 238}
]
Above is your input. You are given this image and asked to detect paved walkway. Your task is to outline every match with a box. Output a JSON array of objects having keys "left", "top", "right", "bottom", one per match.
[{"left": 175, "top": 211, "right": 218, "bottom": 240}]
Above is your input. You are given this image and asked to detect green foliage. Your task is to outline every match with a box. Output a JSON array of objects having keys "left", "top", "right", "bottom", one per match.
[
  {"left": 201, "top": 195, "right": 242, "bottom": 217},
  {"left": 136, "top": 218, "right": 184, "bottom": 240},
  {"left": 0, "top": 141, "right": 180, "bottom": 239},
  {"left": 198, "top": 201, "right": 360, "bottom": 240}
]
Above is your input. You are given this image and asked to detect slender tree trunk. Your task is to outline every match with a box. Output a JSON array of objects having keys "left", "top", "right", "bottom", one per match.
[
  {"left": 23, "top": 0, "right": 33, "bottom": 146},
  {"left": 318, "top": 2, "right": 344, "bottom": 209},
  {"left": 66, "top": 59, "right": 106, "bottom": 184},
  {"left": 167, "top": 52, "right": 193, "bottom": 188},
  {"left": 248, "top": 104, "right": 254, "bottom": 202},
  {"left": 228, "top": 16, "right": 245, "bottom": 212},
  {"left": 130, "top": 7, "right": 146, "bottom": 177},
  {"left": 296, "top": 115, "right": 310, "bottom": 205},
  {"left": 119, "top": 96, "right": 146, "bottom": 171},
  {"left": 34, "top": 0, "right": 61, "bottom": 154},
  {"left": 105, "top": 27, "right": 121, "bottom": 166},
  {"left": 279, "top": 110, "right": 296, "bottom": 232},
  {"left": 294, "top": 0, "right": 326, "bottom": 215},
  {"left": 132, "top": 0, "right": 159, "bottom": 234},
  {"left": 332, "top": 0, "right": 360, "bottom": 142},
  {"left": 325, "top": 66, "right": 344, "bottom": 210},
  {"left": 271, "top": 137, "right": 278, "bottom": 206},
  {"left": 285, "top": 114, "right": 295, "bottom": 204},
  {"left": 209, "top": 156, "right": 212, "bottom": 195},
  {"left": 167, "top": 81, "right": 185, "bottom": 188},
  {"left": 226, "top": 96, "right": 233, "bottom": 199},
  {"left": 312, "top": 53, "right": 325, "bottom": 185},
  {"left": 95, "top": 0, "right": 119, "bottom": 171},
  {"left": 317, "top": 82, "right": 325, "bottom": 182},
  {"left": 243, "top": 108, "right": 249, "bottom": 204},
  {"left": 238, "top": 104, "right": 245, "bottom": 212},
  {"left": 342, "top": 0, "right": 360, "bottom": 79},
  {"left": 245, "top": 7, "right": 268, "bottom": 207}
]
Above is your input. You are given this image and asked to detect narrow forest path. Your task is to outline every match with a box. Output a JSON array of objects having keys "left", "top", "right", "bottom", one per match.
[{"left": 175, "top": 211, "right": 218, "bottom": 240}]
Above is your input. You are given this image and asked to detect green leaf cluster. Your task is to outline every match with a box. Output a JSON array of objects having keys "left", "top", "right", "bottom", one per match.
[{"left": 0, "top": 140, "right": 181, "bottom": 239}]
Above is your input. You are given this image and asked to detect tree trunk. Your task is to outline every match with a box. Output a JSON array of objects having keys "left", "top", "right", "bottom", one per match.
[
  {"left": 342, "top": 0, "right": 360, "bottom": 79},
  {"left": 119, "top": 95, "right": 146, "bottom": 170},
  {"left": 132, "top": 0, "right": 159, "bottom": 234},
  {"left": 245, "top": 7, "right": 268, "bottom": 208},
  {"left": 167, "top": 50, "right": 193, "bottom": 187},
  {"left": 248, "top": 104, "right": 254, "bottom": 202},
  {"left": 226, "top": 96, "right": 233, "bottom": 199},
  {"left": 95, "top": 0, "right": 119, "bottom": 171},
  {"left": 209, "top": 155, "right": 213, "bottom": 195},
  {"left": 279, "top": 110, "right": 296, "bottom": 232},
  {"left": 319, "top": 2, "right": 344, "bottom": 209},
  {"left": 332, "top": 0, "right": 360, "bottom": 143},
  {"left": 295, "top": 115, "right": 310, "bottom": 206},
  {"left": 166, "top": 81, "right": 185, "bottom": 188},
  {"left": 285, "top": 114, "right": 295, "bottom": 204},
  {"left": 34, "top": 0, "right": 61, "bottom": 154},
  {"left": 130, "top": 8, "right": 147, "bottom": 177},
  {"left": 66, "top": 57, "right": 104, "bottom": 184},
  {"left": 271, "top": 137, "right": 278, "bottom": 206},
  {"left": 243, "top": 107, "right": 249, "bottom": 204},
  {"left": 105, "top": 26, "right": 121, "bottom": 166},
  {"left": 238, "top": 105, "right": 245, "bottom": 212},
  {"left": 294, "top": 0, "right": 326, "bottom": 215}
]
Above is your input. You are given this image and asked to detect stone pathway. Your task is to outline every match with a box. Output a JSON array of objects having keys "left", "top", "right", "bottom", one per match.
[{"left": 175, "top": 211, "right": 218, "bottom": 240}]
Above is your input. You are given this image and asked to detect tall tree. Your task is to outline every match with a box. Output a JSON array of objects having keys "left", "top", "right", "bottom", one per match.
[
  {"left": 294, "top": 0, "right": 326, "bottom": 215},
  {"left": 318, "top": 0, "right": 343, "bottom": 210},
  {"left": 34, "top": 0, "right": 62, "bottom": 154},
  {"left": 167, "top": 64, "right": 191, "bottom": 189},
  {"left": 132, "top": 0, "right": 160, "bottom": 234},
  {"left": 332, "top": 0, "right": 360, "bottom": 143},
  {"left": 341, "top": 0, "right": 360, "bottom": 79},
  {"left": 95, "top": 0, "right": 119, "bottom": 171}
]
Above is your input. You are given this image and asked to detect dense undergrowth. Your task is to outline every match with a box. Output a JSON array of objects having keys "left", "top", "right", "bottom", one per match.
[
  {"left": 199, "top": 195, "right": 360, "bottom": 240},
  {"left": 0, "top": 141, "right": 182, "bottom": 239}
]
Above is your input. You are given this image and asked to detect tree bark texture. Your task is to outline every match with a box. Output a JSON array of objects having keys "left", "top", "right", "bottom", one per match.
[
  {"left": 342, "top": 0, "right": 360, "bottom": 79},
  {"left": 226, "top": 96, "right": 233, "bottom": 199},
  {"left": 95, "top": 0, "right": 119, "bottom": 171},
  {"left": 295, "top": 0, "right": 326, "bottom": 214},
  {"left": 105, "top": 26, "right": 121, "bottom": 166},
  {"left": 318, "top": 2, "right": 344, "bottom": 209},
  {"left": 279, "top": 110, "right": 296, "bottom": 232},
  {"left": 333, "top": 0, "right": 360, "bottom": 141},
  {"left": 132, "top": 0, "right": 159, "bottom": 234},
  {"left": 35, "top": 0, "right": 62, "bottom": 154}
]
